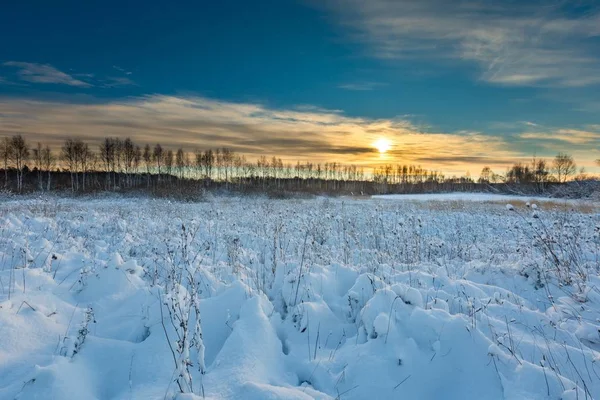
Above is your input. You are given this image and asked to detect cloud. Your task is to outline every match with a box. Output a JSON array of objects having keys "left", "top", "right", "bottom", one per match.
[
  {"left": 587, "top": 124, "right": 600, "bottom": 131},
  {"left": 102, "top": 66, "right": 136, "bottom": 87},
  {"left": 414, "top": 155, "right": 518, "bottom": 166},
  {"left": 1, "top": 94, "right": 597, "bottom": 173},
  {"left": 520, "top": 129, "right": 600, "bottom": 145},
  {"left": 316, "top": 0, "right": 600, "bottom": 87},
  {"left": 102, "top": 76, "right": 136, "bottom": 88},
  {"left": 3, "top": 62, "right": 92, "bottom": 87},
  {"left": 2, "top": 62, "right": 136, "bottom": 88},
  {"left": 112, "top": 65, "right": 133, "bottom": 75},
  {"left": 0, "top": 94, "right": 523, "bottom": 173},
  {"left": 338, "top": 81, "right": 384, "bottom": 91},
  {"left": 517, "top": 127, "right": 600, "bottom": 169}
]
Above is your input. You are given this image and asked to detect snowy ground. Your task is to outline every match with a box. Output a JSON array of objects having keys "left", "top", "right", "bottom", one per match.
[
  {"left": 1, "top": 195, "right": 599, "bottom": 399},
  {"left": 373, "top": 192, "right": 592, "bottom": 204}
]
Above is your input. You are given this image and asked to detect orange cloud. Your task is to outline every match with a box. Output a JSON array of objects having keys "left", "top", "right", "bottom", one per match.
[{"left": 0, "top": 95, "right": 597, "bottom": 175}]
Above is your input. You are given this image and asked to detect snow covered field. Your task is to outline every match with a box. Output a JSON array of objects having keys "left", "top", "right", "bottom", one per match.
[
  {"left": 1, "top": 195, "right": 599, "bottom": 399},
  {"left": 373, "top": 192, "right": 592, "bottom": 204}
]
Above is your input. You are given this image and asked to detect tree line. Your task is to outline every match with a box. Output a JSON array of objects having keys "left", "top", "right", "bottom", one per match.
[
  {"left": 481, "top": 154, "right": 583, "bottom": 187},
  {"left": 0, "top": 134, "right": 598, "bottom": 196}
]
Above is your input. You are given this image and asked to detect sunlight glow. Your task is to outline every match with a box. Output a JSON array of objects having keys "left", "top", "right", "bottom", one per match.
[{"left": 374, "top": 137, "right": 391, "bottom": 154}]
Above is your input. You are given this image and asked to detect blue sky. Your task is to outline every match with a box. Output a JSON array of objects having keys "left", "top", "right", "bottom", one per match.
[{"left": 0, "top": 0, "right": 599, "bottom": 175}]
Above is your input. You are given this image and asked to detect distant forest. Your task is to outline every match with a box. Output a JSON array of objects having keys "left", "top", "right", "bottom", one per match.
[{"left": 0, "top": 135, "right": 598, "bottom": 199}]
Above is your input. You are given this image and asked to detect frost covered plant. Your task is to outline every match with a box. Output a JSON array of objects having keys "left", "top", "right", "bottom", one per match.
[
  {"left": 72, "top": 262, "right": 95, "bottom": 293},
  {"left": 226, "top": 236, "right": 241, "bottom": 274},
  {"left": 73, "top": 307, "right": 96, "bottom": 357},
  {"left": 162, "top": 280, "right": 206, "bottom": 396},
  {"left": 60, "top": 307, "right": 96, "bottom": 358},
  {"left": 514, "top": 206, "right": 595, "bottom": 301},
  {"left": 160, "top": 223, "right": 207, "bottom": 396}
]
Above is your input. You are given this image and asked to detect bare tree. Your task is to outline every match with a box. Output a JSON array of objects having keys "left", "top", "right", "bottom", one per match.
[
  {"left": 123, "top": 138, "right": 136, "bottom": 187},
  {"left": 60, "top": 138, "right": 91, "bottom": 191},
  {"left": 41, "top": 145, "right": 54, "bottom": 191},
  {"left": 165, "top": 150, "right": 174, "bottom": 182},
  {"left": 506, "top": 163, "right": 533, "bottom": 184},
  {"left": 194, "top": 150, "right": 203, "bottom": 180},
  {"left": 99, "top": 138, "right": 116, "bottom": 189},
  {"left": 532, "top": 157, "right": 549, "bottom": 191},
  {"left": 62, "top": 139, "right": 79, "bottom": 191},
  {"left": 10, "top": 135, "right": 29, "bottom": 192},
  {"left": 32, "top": 142, "right": 44, "bottom": 190},
  {"left": 214, "top": 148, "right": 222, "bottom": 181},
  {"left": 113, "top": 138, "right": 124, "bottom": 189},
  {"left": 153, "top": 144, "right": 164, "bottom": 181},
  {"left": 176, "top": 148, "right": 185, "bottom": 180},
  {"left": 133, "top": 145, "right": 142, "bottom": 186},
  {"left": 200, "top": 149, "right": 214, "bottom": 180},
  {"left": 77, "top": 141, "right": 92, "bottom": 191},
  {"left": 143, "top": 144, "right": 152, "bottom": 187},
  {"left": 478, "top": 166, "right": 492, "bottom": 184},
  {"left": 221, "top": 148, "right": 234, "bottom": 184},
  {"left": 0, "top": 137, "right": 9, "bottom": 188},
  {"left": 553, "top": 152, "right": 576, "bottom": 183}
]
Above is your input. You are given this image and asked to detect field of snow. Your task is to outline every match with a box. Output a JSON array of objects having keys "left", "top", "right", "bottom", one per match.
[
  {"left": 373, "top": 192, "right": 591, "bottom": 204},
  {"left": 1, "top": 195, "right": 599, "bottom": 399}
]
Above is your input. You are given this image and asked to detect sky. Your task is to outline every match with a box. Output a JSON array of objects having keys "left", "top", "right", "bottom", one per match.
[{"left": 0, "top": 0, "right": 599, "bottom": 176}]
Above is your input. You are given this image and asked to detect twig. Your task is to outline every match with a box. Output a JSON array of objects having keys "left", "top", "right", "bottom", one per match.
[
  {"left": 335, "top": 385, "right": 359, "bottom": 399},
  {"left": 393, "top": 375, "right": 412, "bottom": 390},
  {"left": 293, "top": 229, "right": 310, "bottom": 307},
  {"left": 158, "top": 290, "right": 183, "bottom": 393},
  {"left": 16, "top": 300, "right": 35, "bottom": 314}
]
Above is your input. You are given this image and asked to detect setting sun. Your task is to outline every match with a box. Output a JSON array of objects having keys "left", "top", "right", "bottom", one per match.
[{"left": 374, "top": 138, "right": 391, "bottom": 154}]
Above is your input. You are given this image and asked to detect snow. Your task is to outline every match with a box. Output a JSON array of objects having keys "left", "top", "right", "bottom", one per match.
[
  {"left": 1, "top": 195, "right": 599, "bottom": 399},
  {"left": 372, "top": 192, "right": 589, "bottom": 204}
]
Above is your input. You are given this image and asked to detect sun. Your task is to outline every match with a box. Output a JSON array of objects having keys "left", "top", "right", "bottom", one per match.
[{"left": 374, "top": 138, "right": 391, "bottom": 154}]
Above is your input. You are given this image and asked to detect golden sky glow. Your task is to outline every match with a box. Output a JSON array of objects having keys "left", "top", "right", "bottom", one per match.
[
  {"left": 374, "top": 138, "right": 391, "bottom": 154},
  {"left": 0, "top": 95, "right": 598, "bottom": 177}
]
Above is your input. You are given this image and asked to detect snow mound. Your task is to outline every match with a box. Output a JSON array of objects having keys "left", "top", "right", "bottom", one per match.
[{"left": 1, "top": 196, "right": 598, "bottom": 399}]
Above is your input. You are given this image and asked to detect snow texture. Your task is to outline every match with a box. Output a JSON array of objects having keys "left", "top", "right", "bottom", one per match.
[{"left": 1, "top": 194, "right": 599, "bottom": 399}]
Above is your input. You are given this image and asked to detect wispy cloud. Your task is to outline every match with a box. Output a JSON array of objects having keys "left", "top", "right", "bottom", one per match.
[
  {"left": 587, "top": 124, "right": 600, "bottom": 131},
  {"left": 112, "top": 65, "right": 132, "bottom": 75},
  {"left": 317, "top": 0, "right": 600, "bottom": 87},
  {"left": 520, "top": 128, "right": 600, "bottom": 145},
  {"left": 102, "top": 76, "right": 136, "bottom": 88},
  {"left": 338, "top": 81, "right": 384, "bottom": 91},
  {"left": 103, "top": 65, "right": 136, "bottom": 87},
  {"left": 1, "top": 94, "right": 597, "bottom": 173},
  {"left": 517, "top": 126, "right": 600, "bottom": 168},
  {"left": 1, "top": 62, "right": 136, "bottom": 88},
  {"left": 0, "top": 94, "right": 524, "bottom": 173},
  {"left": 522, "top": 121, "right": 538, "bottom": 127},
  {"left": 3, "top": 62, "right": 92, "bottom": 87}
]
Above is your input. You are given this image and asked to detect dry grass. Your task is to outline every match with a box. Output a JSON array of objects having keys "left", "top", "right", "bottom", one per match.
[
  {"left": 487, "top": 199, "right": 599, "bottom": 214},
  {"left": 342, "top": 194, "right": 372, "bottom": 201},
  {"left": 387, "top": 198, "right": 600, "bottom": 214}
]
